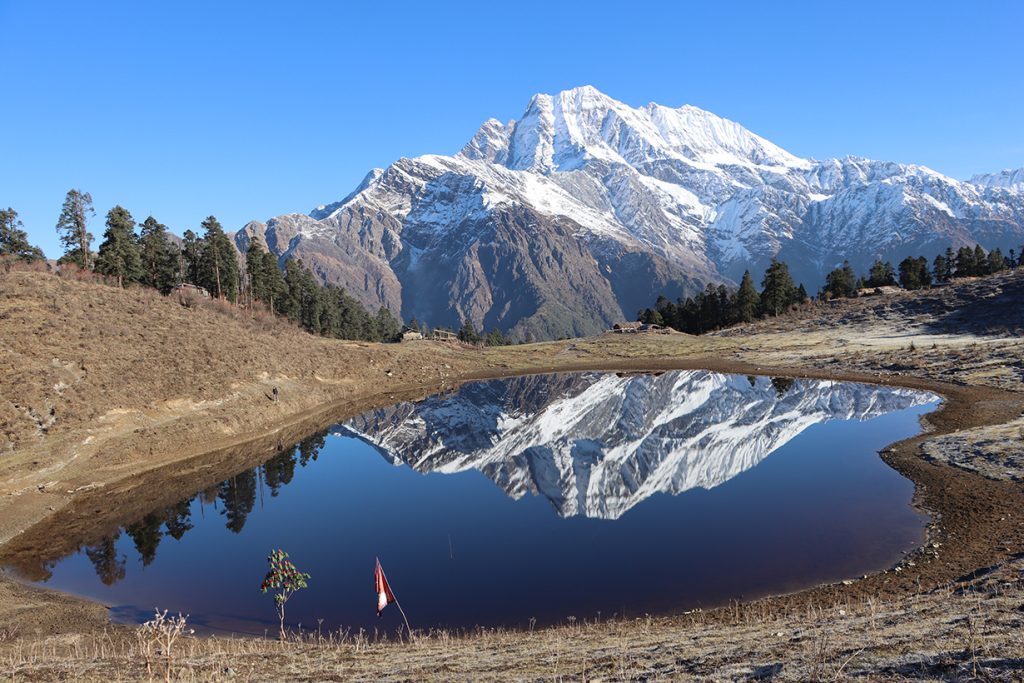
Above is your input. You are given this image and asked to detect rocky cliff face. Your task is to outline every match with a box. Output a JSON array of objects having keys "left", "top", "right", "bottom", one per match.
[
  {"left": 341, "top": 371, "right": 936, "bottom": 520},
  {"left": 236, "top": 86, "right": 1024, "bottom": 339}
]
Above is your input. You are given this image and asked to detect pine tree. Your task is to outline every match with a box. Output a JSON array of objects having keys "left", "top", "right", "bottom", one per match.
[
  {"left": 458, "top": 318, "right": 482, "bottom": 344},
  {"left": 260, "top": 249, "right": 285, "bottom": 315},
  {"left": 733, "top": 270, "right": 760, "bottom": 323},
  {"left": 955, "top": 246, "right": 976, "bottom": 277},
  {"left": 484, "top": 329, "right": 508, "bottom": 346},
  {"left": 932, "top": 253, "right": 950, "bottom": 283},
  {"left": 986, "top": 247, "right": 1007, "bottom": 274},
  {"left": 821, "top": 261, "right": 857, "bottom": 299},
  {"left": 374, "top": 307, "right": 401, "bottom": 341},
  {"left": 973, "top": 244, "right": 987, "bottom": 274},
  {"left": 125, "top": 513, "right": 164, "bottom": 566},
  {"left": 297, "top": 268, "right": 324, "bottom": 334},
  {"left": 0, "top": 208, "right": 45, "bottom": 261},
  {"left": 197, "top": 216, "right": 239, "bottom": 301},
  {"left": 95, "top": 206, "right": 143, "bottom": 287},
  {"left": 84, "top": 534, "right": 127, "bottom": 586},
  {"left": 181, "top": 230, "right": 202, "bottom": 285},
  {"left": 281, "top": 258, "right": 305, "bottom": 320},
  {"left": 138, "top": 216, "right": 179, "bottom": 293},
  {"left": 898, "top": 255, "right": 931, "bottom": 290},
  {"left": 864, "top": 259, "right": 897, "bottom": 287},
  {"left": 55, "top": 189, "right": 95, "bottom": 269},
  {"left": 218, "top": 469, "right": 257, "bottom": 534},
  {"left": 246, "top": 239, "right": 269, "bottom": 303},
  {"left": 760, "top": 259, "right": 797, "bottom": 316}
]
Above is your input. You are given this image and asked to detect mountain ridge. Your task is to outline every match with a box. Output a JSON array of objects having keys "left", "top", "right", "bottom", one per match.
[{"left": 235, "top": 86, "right": 1024, "bottom": 339}]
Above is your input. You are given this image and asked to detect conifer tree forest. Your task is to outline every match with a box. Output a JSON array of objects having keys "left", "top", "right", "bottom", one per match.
[
  {"left": 4, "top": 191, "right": 405, "bottom": 343},
  {"left": 640, "top": 245, "right": 1022, "bottom": 336}
]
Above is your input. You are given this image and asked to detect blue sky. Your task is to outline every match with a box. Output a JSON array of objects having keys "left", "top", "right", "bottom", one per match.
[{"left": 2, "top": 0, "right": 1022, "bottom": 258}]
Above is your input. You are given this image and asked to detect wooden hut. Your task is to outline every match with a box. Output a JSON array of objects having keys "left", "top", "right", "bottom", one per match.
[{"left": 431, "top": 329, "right": 458, "bottom": 341}]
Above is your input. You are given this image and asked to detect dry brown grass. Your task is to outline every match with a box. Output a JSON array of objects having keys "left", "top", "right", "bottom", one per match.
[{"left": 2, "top": 558, "right": 1022, "bottom": 681}]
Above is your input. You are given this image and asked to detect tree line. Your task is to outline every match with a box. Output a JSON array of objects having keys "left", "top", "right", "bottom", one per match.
[
  {"left": 641, "top": 244, "right": 1023, "bottom": 336},
  {"left": 639, "top": 259, "right": 810, "bottom": 334},
  {"left": 820, "top": 245, "right": 1021, "bottom": 299},
  {"left": 3, "top": 190, "right": 403, "bottom": 343},
  {"left": 79, "top": 430, "right": 329, "bottom": 584}
]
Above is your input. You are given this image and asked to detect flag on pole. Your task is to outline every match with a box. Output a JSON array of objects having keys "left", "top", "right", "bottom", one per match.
[{"left": 375, "top": 557, "right": 396, "bottom": 617}]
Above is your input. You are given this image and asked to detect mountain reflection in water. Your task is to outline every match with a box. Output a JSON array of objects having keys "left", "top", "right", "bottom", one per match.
[
  {"left": 342, "top": 371, "right": 934, "bottom": 519},
  {"left": 13, "top": 370, "right": 938, "bottom": 632}
]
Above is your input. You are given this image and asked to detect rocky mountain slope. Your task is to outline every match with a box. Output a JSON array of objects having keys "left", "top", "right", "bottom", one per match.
[
  {"left": 341, "top": 371, "right": 935, "bottom": 519},
  {"left": 236, "top": 86, "right": 1024, "bottom": 339}
]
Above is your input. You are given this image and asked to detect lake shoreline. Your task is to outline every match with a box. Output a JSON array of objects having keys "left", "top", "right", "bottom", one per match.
[{"left": 3, "top": 355, "right": 1023, "bottom": 642}]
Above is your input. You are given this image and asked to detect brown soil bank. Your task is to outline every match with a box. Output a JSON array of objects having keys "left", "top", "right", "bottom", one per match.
[{"left": 2, "top": 267, "right": 1023, "bottom": 680}]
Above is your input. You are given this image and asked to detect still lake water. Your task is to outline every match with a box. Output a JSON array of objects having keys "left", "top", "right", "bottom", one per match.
[{"left": 19, "top": 371, "right": 938, "bottom": 634}]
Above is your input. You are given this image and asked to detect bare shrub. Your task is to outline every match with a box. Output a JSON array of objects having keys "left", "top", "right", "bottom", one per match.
[
  {"left": 1, "top": 255, "right": 50, "bottom": 274},
  {"left": 135, "top": 609, "right": 193, "bottom": 682}
]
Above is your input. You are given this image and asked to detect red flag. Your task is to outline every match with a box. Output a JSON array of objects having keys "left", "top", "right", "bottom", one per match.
[{"left": 374, "top": 557, "right": 396, "bottom": 617}]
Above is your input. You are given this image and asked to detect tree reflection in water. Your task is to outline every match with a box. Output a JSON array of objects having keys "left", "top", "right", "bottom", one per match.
[{"left": 83, "top": 429, "right": 329, "bottom": 585}]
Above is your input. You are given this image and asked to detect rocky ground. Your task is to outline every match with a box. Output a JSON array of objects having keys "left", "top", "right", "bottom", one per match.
[{"left": 1, "top": 267, "right": 1023, "bottom": 681}]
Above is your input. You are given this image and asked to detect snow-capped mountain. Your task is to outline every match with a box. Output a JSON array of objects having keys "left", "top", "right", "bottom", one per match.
[
  {"left": 340, "top": 371, "right": 935, "bottom": 520},
  {"left": 236, "top": 86, "right": 1024, "bottom": 339}
]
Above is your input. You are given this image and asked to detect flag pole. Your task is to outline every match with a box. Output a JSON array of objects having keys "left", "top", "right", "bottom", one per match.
[
  {"left": 378, "top": 560, "right": 413, "bottom": 641},
  {"left": 392, "top": 593, "right": 413, "bottom": 642}
]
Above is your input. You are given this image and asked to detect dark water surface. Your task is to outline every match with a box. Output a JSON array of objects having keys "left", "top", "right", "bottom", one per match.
[{"left": 14, "top": 371, "right": 938, "bottom": 634}]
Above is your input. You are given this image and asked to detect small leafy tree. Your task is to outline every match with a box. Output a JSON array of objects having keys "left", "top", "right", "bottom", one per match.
[{"left": 260, "top": 549, "right": 310, "bottom": 639}]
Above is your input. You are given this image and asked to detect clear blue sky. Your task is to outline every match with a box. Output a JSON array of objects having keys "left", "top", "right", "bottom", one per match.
[{"left": 3, "top": 0, "right": 1022, "bottom": 258}]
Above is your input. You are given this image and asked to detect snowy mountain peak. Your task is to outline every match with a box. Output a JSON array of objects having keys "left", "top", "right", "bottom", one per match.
[
  {"left": 461, "top": 86, "right": 809, "bottom": 174},
  {"left": 460, "top": 118, "right": 513, "bottom": 164},
  {"left": 238, "top": 86, "right": 1024, "bottom": 340}
]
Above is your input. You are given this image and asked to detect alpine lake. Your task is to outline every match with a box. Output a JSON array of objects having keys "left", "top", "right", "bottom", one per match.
[{"left": 2, "top": 370, "right": 941, "bottom": 635}]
